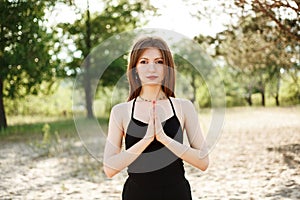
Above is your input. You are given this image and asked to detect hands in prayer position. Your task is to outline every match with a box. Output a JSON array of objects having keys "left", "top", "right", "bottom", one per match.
[{"left": 144, "top": 101, "right": 168, "bottom": 144}]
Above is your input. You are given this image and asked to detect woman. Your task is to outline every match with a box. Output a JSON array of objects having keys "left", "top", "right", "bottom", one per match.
[{"left": 103, "top": 36, "right": 209, "bottom": 200}]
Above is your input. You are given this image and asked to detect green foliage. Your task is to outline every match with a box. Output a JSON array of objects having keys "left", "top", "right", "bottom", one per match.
[
  {"left": 0, "top": 0, "right": 63, "bottom": 128},
  {"left": 225, "top": 96, "right": 247, "bottom": 107},
  {"left": 0, "top": 0, "right": 60, "bottom": 98},
  {"left": 4, "top": 80, "right": 72, "bottom": 116},
  {"left": 196, "top": 81, "right": 211, "bottom": 108},
  {"left": 56, "top": 0, "right": 156, "bottom": 118},
  {"left": 100, "top": 55, "right": 128, "bottom": 87},
  {"left": 94, "top": 85, "right": 128, "bottom": 116},
  {"left": 200, "top": 12, "right": 300, "bottom": 107},
  {"left": 58, "top": 0, "right": 156, "bottom": 79},
  {"left": 0, "top": 116, "right": 74, "bottom": 141},
  {"left": 173, "top": 40, "right": 214, "bottom": 106},
  {"left": 280, "top": 75, "right": 300, "bottom": 106},
  {"left": 26, "top": 123, "right": 62, "bottom": 157}
]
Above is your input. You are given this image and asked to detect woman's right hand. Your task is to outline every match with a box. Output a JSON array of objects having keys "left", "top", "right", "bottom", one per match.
[{"left": 143, "top": 101, "right": 155, "bottom": 142}]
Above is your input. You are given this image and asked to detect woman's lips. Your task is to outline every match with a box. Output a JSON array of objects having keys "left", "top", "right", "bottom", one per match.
[{"left": 146, "top": 75, "right": 158, "bottom": 80}]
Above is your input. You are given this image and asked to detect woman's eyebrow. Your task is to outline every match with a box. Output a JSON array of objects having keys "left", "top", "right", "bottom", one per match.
[{"left": 139, "top": 57, "right": 163, "bottom": 60}]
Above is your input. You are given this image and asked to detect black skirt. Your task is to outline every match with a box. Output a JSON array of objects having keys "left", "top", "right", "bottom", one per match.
[{"left": 122, "top": 177, "right": 192, "bottom": 200}]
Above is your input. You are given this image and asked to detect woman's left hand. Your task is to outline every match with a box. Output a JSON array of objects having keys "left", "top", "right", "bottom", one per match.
[{"left": 152, "top": 101, "right": 169, "bottom": 143}]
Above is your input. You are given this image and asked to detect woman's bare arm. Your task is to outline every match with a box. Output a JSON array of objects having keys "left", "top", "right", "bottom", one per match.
[{"left": 103, "top": 104, "right": 154, "bottom": 178}]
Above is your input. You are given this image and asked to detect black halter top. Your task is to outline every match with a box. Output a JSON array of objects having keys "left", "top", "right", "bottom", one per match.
[{"left": 125, "top": 97, "right": 186, "bottom": 186}]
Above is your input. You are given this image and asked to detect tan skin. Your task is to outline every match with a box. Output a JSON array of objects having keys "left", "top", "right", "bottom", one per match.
[{"left": 103, "top": 48, "right": 209, "bottom": 178}]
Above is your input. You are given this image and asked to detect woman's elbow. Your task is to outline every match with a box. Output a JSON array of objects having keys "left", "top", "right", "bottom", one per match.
[
  {"left": 103, "top": 165, "right": 117, "bottom": 178},
  {"left": 199, "top": 156, "right": 209, "bottom": 171}
]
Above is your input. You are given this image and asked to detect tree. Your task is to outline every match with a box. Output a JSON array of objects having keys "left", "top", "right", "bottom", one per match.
[
  {"left": 186, "top": 0, "right": 299, "bottom": 42},
  {"left": 174, "top": 49, "right": 209, "bottom": 105},
  {"left": 172, "top": 37, "right": 223, "bottom": 108},
  {"left": 189, "top": 0, "right": 299, "bottom": 106},
  {"left": 216, "top": 14, "right": 296, "bottom": 106},
  {"left": 0, "top": 0, "right": 61, "bottom": 129},
  {"left": 234, "top": 0, "right": 300, "bottom": 42},
  {"left": 234, "top": 1, "right": 300, "bottom": 105},
  {"left": 58, "top": 0, "right": 156, "bottom": 118},
  {"left": 195, "top": 11, "right": 297, "bottom": 106}
]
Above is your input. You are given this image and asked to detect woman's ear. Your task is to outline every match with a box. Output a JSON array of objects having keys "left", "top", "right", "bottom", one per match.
[{"left": 134, "top": 68, "right": 139, "bottom": 80}]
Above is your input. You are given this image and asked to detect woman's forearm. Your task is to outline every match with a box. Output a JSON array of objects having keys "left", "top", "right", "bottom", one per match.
[
  {"left": 160, "top": 136, "right": 209, "bottom": 171},
  {"left": 103, "top": 137, "right": 152, "bottom": 178}
]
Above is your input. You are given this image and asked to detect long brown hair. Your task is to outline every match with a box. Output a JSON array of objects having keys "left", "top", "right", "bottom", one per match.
[{"left": 127, "top": 36, "right": 176, "bottom": 101}]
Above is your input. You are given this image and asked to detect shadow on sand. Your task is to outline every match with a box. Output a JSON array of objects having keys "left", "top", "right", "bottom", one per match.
[{"left": 266, "top": 143, "right": 300, "bottom": 199}]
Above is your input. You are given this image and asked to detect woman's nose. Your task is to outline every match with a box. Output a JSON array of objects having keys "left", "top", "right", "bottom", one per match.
[{"left": 148, "top": 62, "right": 156, "bottom": 71}]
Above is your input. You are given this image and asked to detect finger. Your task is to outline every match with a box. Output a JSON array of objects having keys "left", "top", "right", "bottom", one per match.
[
  {"left": 154, "top": 115, "right": 161, "bottom": 132},
  {"left": 148, "top": 106, "right": 154, "bottom": 126},
  {"left": 148, "top": 114, "right": 153, "bottom": 126},
  {"left": 150, "top": 107, "right": 154, "bottom": 119},
  {"left": 152, "top": 100, "right": 156, "bottom": 114},
  {"left": 155, "top": 114, "right": 163, "bottom": 133},
  {"left": 152, "top": 100, "right": 156, "bottom": 125},
  {"left": 149, "top": 105, "right": 153, "bottom": 117}
]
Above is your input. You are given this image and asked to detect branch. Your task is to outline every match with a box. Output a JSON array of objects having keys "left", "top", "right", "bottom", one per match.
[
  {"left": 253, "top": 0, "right": 300, "bottom": 41},
  {"left": 284, "top": 0, "right": 300, "bottom": 14}
]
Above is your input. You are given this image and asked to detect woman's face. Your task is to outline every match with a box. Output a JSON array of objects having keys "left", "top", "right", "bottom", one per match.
[{"left": 136, "top": 47, "right": 165, "bottom": 86}]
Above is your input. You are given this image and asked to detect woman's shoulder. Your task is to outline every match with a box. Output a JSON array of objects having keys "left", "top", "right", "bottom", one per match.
[
  {"left": 110, "top": 100, "right": 133, "bottom": 114},
  {"left": 170, "top": 97, "right": 196, "bottom": 114},
  {"left": 169, "top": 97, "right": 196, "bottom": 121},
  {"left": 170, "top": 97, "right": 194, "bottom": 107}
]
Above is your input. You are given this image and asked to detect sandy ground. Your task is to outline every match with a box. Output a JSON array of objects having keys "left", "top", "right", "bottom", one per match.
[{"left": 0, "top": 107, "right": 300, "bottom": 200}]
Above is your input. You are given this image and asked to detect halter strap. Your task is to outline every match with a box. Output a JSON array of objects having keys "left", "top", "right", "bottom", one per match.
[
  {"left": 131, "top": 97, "right": 177, "bottom": 119},
  {"left": 168, "top": 97, "right": 177, "bottom": 116},
  {"left": 131, "top": 98, "right": 137, "bottom": 119}
]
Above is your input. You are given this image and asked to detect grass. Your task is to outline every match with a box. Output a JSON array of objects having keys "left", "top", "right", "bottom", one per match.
[
  {"left": 0, "top": 115, "right": 109, "bottom": 142},
  {"left": 1, "top": 105, "right": 299, "bottom": 143}
]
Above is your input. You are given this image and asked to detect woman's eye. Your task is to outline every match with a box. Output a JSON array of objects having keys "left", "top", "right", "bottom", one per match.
[
  {"left": 156, "top": 60, "right": 164, "bottom": 64},
  {"left": 140, "top": 60, "right": 147, "bottom": 64}
]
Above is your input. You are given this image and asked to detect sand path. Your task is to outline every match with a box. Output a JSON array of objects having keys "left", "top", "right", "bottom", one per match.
[{"left": 1, "top": 107, "right": 299, "bottom": 199}]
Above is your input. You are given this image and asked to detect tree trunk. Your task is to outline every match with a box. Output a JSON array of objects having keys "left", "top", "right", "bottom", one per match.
[
  {"left": 261, "top": 90, "right": 265, "bottom": 106},
  {"left": 84, "top": 2, "right": 94, "bottom": 119},
  {"left": 245, "top": 93, "right": 252, "bottom": 106},
  {"left": 275, "top": 76, "right": 280, "bottom": 106},
  {"left": 84, "top": 57, "right": 94, "bottom": 118},
  {"left": 258, "top": 77, "right": 265, "bottom": 106},
  {"left": 0, "top": 78, "right": 7, "bottom": 129},
  {"left": 190, "top": 73, "right": 196, "bottom": 104},
  {"left": 275, "top": 94, "right": 279, "bottom": 106},
  {"left": 245, "top": 85, "right": 252, "bottom": 106}
]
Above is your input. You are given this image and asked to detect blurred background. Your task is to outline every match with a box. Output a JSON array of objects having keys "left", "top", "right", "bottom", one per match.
[{"left": 0, "top": 0, "right": 299, "bottom": 199}]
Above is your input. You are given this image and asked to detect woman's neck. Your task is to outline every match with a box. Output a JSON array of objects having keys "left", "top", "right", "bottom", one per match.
[{"left": 139, "top": 85, "right": 164, "bottom": 101}]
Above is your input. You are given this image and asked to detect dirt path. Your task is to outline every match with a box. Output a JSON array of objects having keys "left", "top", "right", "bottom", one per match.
[{"left": 1, "top": 107, "right": 300, "bottom": 199}]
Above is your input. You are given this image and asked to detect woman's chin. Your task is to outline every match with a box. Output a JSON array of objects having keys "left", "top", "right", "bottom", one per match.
[{"left": 142, "top": 82, "right": 161, "bottom": 86}]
